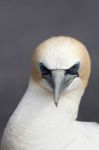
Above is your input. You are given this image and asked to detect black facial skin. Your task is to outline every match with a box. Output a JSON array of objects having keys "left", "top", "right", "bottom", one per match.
[
  {"left": 39, "top": 62, "right": 80, "bottom": 89},
  {"left": 66, "top": 62, "right": 80, "bottom": 76},
  {"left": 39, "top": 63, "right": 54, "bottom": 89}
]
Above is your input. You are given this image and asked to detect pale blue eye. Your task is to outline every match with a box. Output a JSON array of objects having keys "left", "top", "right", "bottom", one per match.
[
  {"left": 66, "top": 62, "right": 80, "bottom": 75},
  {"left": 39, "top": 63, "right": 51, "bottom": 77}
]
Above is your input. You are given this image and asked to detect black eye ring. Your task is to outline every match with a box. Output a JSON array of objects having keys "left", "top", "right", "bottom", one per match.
[
  {"left": 39, "top": 63, "right": 54, "bottom": 89},
  {"left": 73, "top": 62, "right": 80, "bottom": 69}
]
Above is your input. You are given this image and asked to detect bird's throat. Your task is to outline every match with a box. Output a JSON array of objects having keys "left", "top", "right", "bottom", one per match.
[
  {"left": 1, "top": 79, "right": 83, "bottom": 150},
  {"left": 27, "top": 79, "right": 82, "bottom": 122}
]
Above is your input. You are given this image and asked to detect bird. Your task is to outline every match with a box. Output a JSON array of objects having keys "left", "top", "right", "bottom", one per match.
[{"left": 1, "top": 36, "right": 99, "bottom": 150}]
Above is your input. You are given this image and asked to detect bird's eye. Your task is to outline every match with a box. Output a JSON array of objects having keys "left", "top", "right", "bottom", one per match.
[
  {"left": 39, "top": 63, "right": 51, "bottom": 78},
  {"left": 66, "top": 62, "right": 80, "bottom": 75}
]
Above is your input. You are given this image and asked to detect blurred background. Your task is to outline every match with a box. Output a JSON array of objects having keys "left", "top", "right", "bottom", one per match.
[{"left": 0, "top": 0, "right": 99, "bottom": 140}]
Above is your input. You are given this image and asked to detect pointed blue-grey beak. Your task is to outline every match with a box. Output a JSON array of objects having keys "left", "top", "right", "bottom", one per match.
[{"left": 51, "top": 70, "right": 78, "bottom": 107}]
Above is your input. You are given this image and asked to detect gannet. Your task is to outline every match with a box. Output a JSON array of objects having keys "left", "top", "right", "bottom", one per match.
[{"left": 1, "top": 36, "right": 99, "bottom": 150}]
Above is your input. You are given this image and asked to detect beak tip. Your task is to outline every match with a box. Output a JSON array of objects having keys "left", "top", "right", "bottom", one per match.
[{"left": 54, "top": 102, "right": 58, "bottom": 107}]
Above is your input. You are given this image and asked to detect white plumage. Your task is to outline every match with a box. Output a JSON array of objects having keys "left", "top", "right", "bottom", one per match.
[{"left": 1, "top": 36, "right": 99, "bottom": 150}]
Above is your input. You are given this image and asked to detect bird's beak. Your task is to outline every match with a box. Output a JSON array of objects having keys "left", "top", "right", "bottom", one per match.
[{"left": 51, "top": 70, "right": 78, "bottom": 107}]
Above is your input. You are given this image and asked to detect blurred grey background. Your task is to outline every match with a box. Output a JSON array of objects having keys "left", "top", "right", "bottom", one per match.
[{"left": 0, "top": 0, "right": 99, "bottom": 140}]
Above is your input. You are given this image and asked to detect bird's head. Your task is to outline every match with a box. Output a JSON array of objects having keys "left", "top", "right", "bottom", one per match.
[{"left": 32, "top": 36, "right": 91, "bottom": 107}]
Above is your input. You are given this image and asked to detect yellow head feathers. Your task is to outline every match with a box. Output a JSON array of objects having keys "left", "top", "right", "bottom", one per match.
[{"left": 32, "top": 36, "right": 91, "bottom": 88}]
